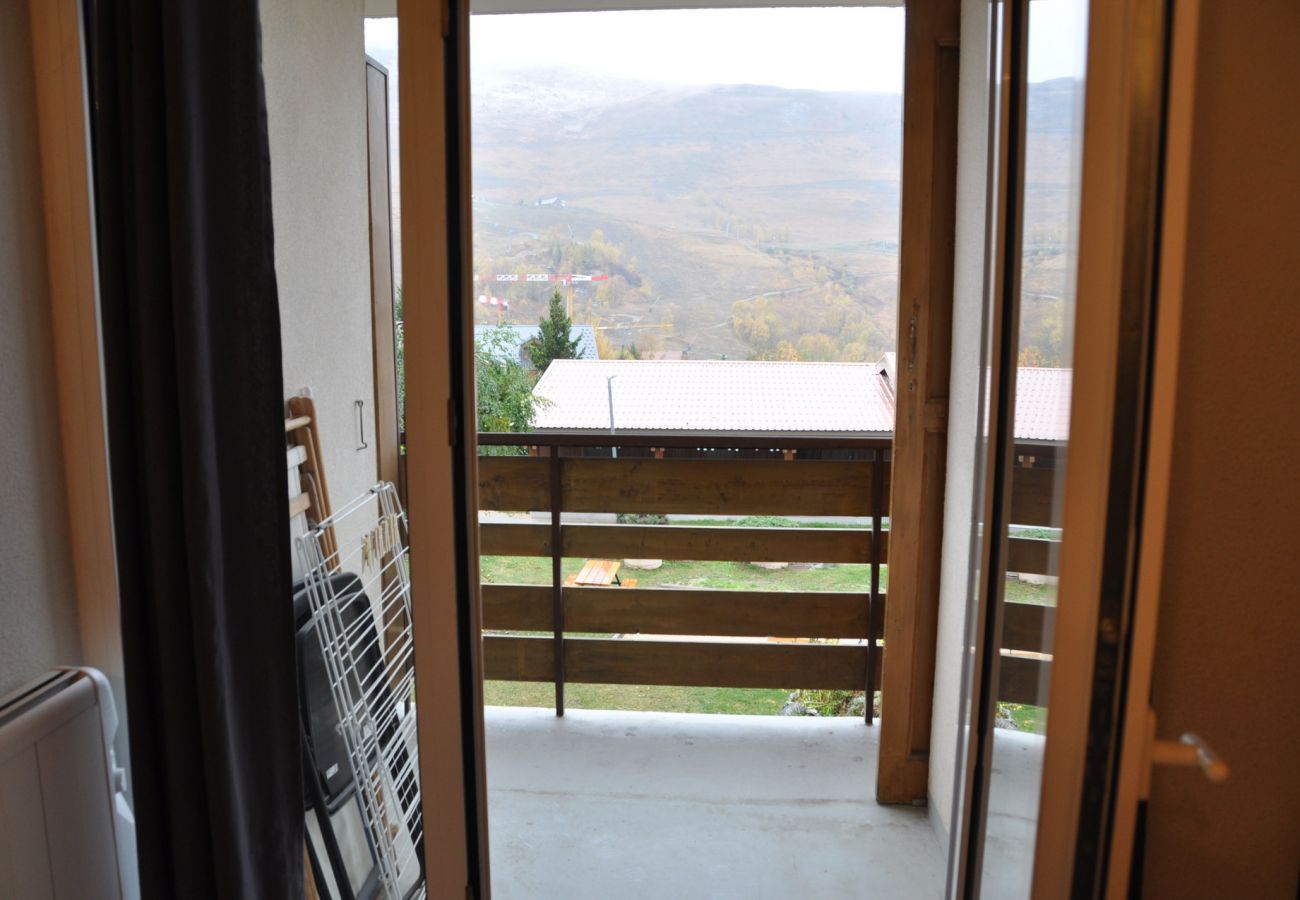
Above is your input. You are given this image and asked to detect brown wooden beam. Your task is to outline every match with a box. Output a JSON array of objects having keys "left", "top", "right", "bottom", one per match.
[
  {"left": 477, "top": 456, "right": 550, "bottom": 510},
  {"left": 563, "top": 523, "right": 875, "bottom": 564},
  {"left": 476, "top": 456, "right": 888, "bottom": 517},
  {"left": 998, "top": 654, "right": 1052, "bottom": 706},
  {"left": 477, "top": 521, "right": 881, "bottom": 564},
  {"left": 877, "top": 0, "right": 961, "bottom": 804},
  {"left": 481, "top": 583, "right": 874, "bottom": 639},
  {"left": 483, "top": 635, "right": 871, "bottom": 691},
  {"left": 560, "top": 458, "right": 881, "bottom": 517},
  {"left": 481, "top": 596, "right": 1050, "bottom": 702}
]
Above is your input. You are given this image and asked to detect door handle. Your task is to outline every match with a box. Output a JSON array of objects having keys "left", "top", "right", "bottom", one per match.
[
  {"left": 1151, "top": 732, "right": 1229, "bottom": 782},
  {"left": 1143, "top": 709, "right": 1229, "bottom": 794}
]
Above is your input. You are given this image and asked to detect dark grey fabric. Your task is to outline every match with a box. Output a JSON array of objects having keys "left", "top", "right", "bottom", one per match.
[{"left": 86, "top": 0, "right": 302, "bottom": 896}]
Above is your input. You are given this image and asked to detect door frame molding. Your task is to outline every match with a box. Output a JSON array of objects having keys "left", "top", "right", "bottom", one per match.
[
  {"left": 28, "top": 0, "right": 125, "bottom": 715},
  {"left": 1101, "top": 0, "right": 1201, "bottom": 893},
  {"left": 399, "top": 0, "right": 491, "bottom": 895},
  {"left": 401, "top": 0, "right": 974, "bottom": 882},
  {"left": 365, "top": 55, "right": 402, "bottom": 492},
  {"left": 1031, "top": 0, "right": 1175, "bottom": 893}
]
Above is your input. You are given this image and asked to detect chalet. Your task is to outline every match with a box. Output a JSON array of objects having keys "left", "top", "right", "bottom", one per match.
[{"left": 531, "top": 355, "right": 1071, "bottom": 446}]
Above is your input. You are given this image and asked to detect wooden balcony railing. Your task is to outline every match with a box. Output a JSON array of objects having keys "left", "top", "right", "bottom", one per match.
[{"left": 474, "top": 432, "right": 1061, "bottom": 718}]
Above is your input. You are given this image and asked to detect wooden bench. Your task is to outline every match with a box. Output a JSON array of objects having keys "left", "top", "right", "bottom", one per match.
[{"left": 574, "top": 558, "right": 622, "bottom": 586}]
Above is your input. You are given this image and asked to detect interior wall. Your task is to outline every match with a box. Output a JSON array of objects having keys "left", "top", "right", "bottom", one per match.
[
  {"left": 927, "top": 0, "right": 992, "bottom": 846},
  {"left": 261, "top": 0, "right": 380, "bottom": 571},
  {"left": 0, "top": 1, "right": 82, "bottom": 696},
  {"left": 1142, "top": 2, "right": 1300, "bottom": 895}
]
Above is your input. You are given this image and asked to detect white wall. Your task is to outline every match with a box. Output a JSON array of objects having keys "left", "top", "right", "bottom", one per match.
[
  {"left": 261, "top": 0, "right": 380, "bottom": 570},
  {"left": 0, "top": 1, "right": 82, "bottom": 696},
  {"left": 926, "top": 0, "right": 992, "bottom": 847}
]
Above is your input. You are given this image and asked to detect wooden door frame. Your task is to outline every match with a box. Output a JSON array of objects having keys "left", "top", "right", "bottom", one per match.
[
  {"left": 391, "top": 0, "right": 967, "bottom": 816},
  {"left": 876, "top": 0, "right": 962, "bottom": 804},
  {"left": 31, "top": 0, "right": 491, "bottom": 891},
  {"left": 399, "top": 0, "right": 969, "bottom": 871},
  {"left": 365, "top": 55, "right": 402, "bottom": 491},
  {"left": 399, "top": 0, "right": 492, "bottom": 895},
  {"left": 1100, "top": 1, "right": 1201, "bottom": 891},
  {"left": 28, "top": 0, "right": 125, "bottom": 719},
  {"left": 1029, "top": 0, "right": 1179, "bottom": 892}
]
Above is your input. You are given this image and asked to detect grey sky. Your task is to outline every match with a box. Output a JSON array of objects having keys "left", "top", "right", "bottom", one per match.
[{"left": 366, "top": 1, "right": 1085, "bottom": 93}]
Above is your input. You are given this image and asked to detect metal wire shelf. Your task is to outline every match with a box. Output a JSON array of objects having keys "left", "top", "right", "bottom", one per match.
[{"left": 298, "top": 482, "right": 424, "bottom": 900}]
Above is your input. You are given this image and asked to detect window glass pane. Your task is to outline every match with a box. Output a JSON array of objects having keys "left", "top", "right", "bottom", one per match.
[{"left": 979, "top": 0, "right": 1088, "bottom": 895}]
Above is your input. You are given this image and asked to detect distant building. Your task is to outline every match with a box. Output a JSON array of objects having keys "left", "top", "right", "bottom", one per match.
[
  {"left": 535, "top": 196, "right": 566, "bottom": 207},
  {"left": 474, "top": 323, "right": 599, "bottom": 366},
  {"left": 531, "top": 356, "right": 1071, "bottom": 445}
]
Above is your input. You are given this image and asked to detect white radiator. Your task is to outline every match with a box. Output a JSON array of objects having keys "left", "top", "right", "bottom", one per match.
[{"left": 0, "top": 668, "right": 140, "bottom": 900}]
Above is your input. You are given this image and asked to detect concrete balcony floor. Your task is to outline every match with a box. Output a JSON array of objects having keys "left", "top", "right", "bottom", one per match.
[{"left": 483, "top": 707, "right": 948, "bottom": 899}]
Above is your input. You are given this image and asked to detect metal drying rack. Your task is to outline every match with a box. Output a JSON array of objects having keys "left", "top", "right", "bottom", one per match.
[{"left": 297, "top": 482, "right": 424, "bottom": 900}]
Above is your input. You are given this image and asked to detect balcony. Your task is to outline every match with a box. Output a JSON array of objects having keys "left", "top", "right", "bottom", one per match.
[
  {"left": 484, "top": 706, "right": 1048, "bottom": 897},
  {"left": 468, "top": 432, "right": 1057, "bottom": 887},
  {"left": 484, "top": 706, "right": 946, "bottom": 899},
  {"left": 474, "top": 432, "right": 1056, "bottom": 713}
]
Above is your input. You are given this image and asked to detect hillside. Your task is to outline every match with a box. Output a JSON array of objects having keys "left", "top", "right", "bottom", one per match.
[{"left": 470, "top": 70, "right": 1082, "bottom": 363}]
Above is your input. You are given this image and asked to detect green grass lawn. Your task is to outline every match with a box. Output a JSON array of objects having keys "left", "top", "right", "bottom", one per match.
[
  {"left": 484, "top": 681, "right": 789, "bottom": 715},
  {"left": 1003, "top": 703, "right": 1048, "bottom": 734},
  {"left": 1004, "top": 578, "right": 1057, "bottom": 606},
  {"left": 481, "top": 555, "right": 885, "bottom": 593},
  {"left": 671, "top": 518, "right": 884, "bottom": 530},
  {"left": 481, "top": 554, "right": 1056, "bottom": 604}
]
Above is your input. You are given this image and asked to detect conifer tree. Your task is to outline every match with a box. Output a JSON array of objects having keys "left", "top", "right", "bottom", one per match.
[{"left": 526, "top": 290, "right": 581, "bottom": 372}]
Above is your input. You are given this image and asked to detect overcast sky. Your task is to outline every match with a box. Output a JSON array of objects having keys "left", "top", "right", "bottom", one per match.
[{"left": 366, "top": 1, "right": 1085, "bottom": 93}]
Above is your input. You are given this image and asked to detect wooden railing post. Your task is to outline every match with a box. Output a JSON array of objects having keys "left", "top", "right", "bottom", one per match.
[
  {"left": 877, "top": 0, "right": 961, "bottom": 804},
  {"left": 549, "top": 449, "right": 565, "bottom": 715},
  {"left": 867, "top": 447, "right": 885, "bottom": 724}
]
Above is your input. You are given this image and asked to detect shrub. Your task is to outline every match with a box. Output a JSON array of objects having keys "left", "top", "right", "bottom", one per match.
[
  {"left": 616, "top": 513, "right": 669, "bottom": 525},
  {"left": 785, "top": 689, "right": 865, "bottom": 717},
  {"left": 735, "top": 515, "right": 798, "bottom": 528}
]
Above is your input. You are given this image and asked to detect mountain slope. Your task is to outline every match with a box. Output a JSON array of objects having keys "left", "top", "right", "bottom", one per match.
[{"left": 470, "top": 70, "right": 1081, "bottom": 362}]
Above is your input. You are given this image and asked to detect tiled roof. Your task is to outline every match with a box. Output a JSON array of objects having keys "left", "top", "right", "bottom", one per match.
[
  {"left": 474, "top": 324, "right": 599, "bottom": 363},
  {"left": 531, "top": 358, "right": 1073, "bottom": 442},
  {"left": 533, "top": 359, "right": 895, "bottom": 434},
  {"left": 1012, "top": 367, "right": 1072, "bottom": 442}
]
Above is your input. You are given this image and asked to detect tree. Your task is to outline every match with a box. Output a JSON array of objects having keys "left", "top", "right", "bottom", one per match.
[
  {"left": 526, "top": 290, "right": 581, "bottom": 372},
  {"left": 476, "top": 324, "right": 544, "bottom": 454},
  {"left": 796, "top": 333, "right": 836, "bottom": 361},
  {"left": 773, "top": 340, "right": 799, "bottom": 361},
  {"left": 1018, "top": 345, "right": 1046, "bottom": 368}
]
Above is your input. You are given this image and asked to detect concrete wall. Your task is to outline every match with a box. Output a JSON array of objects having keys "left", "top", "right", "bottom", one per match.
[
  {"left": 261, "top": 0, "right": 380, "bottom": 568},
  {"left": 0, "top": 1, "right": 82, "bottom": 696},
  {"left": 927, "top": 0, "right": 992, "bottom": 847},
  {"left": 1142, "top": 2, "right": 1300, "bottom": 894}
]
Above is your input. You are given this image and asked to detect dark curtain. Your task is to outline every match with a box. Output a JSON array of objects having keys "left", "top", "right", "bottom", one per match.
[{"left": 86, "top": 0, "right": 302, "bottom": 896}]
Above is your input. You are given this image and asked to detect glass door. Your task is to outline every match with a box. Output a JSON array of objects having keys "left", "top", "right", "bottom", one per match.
[
  {"left": 947, "top": 0, "right": 1177, "bottom": 895},
  {"left": 966, "top": 0, "right": 1090, "bottom": 895}
]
